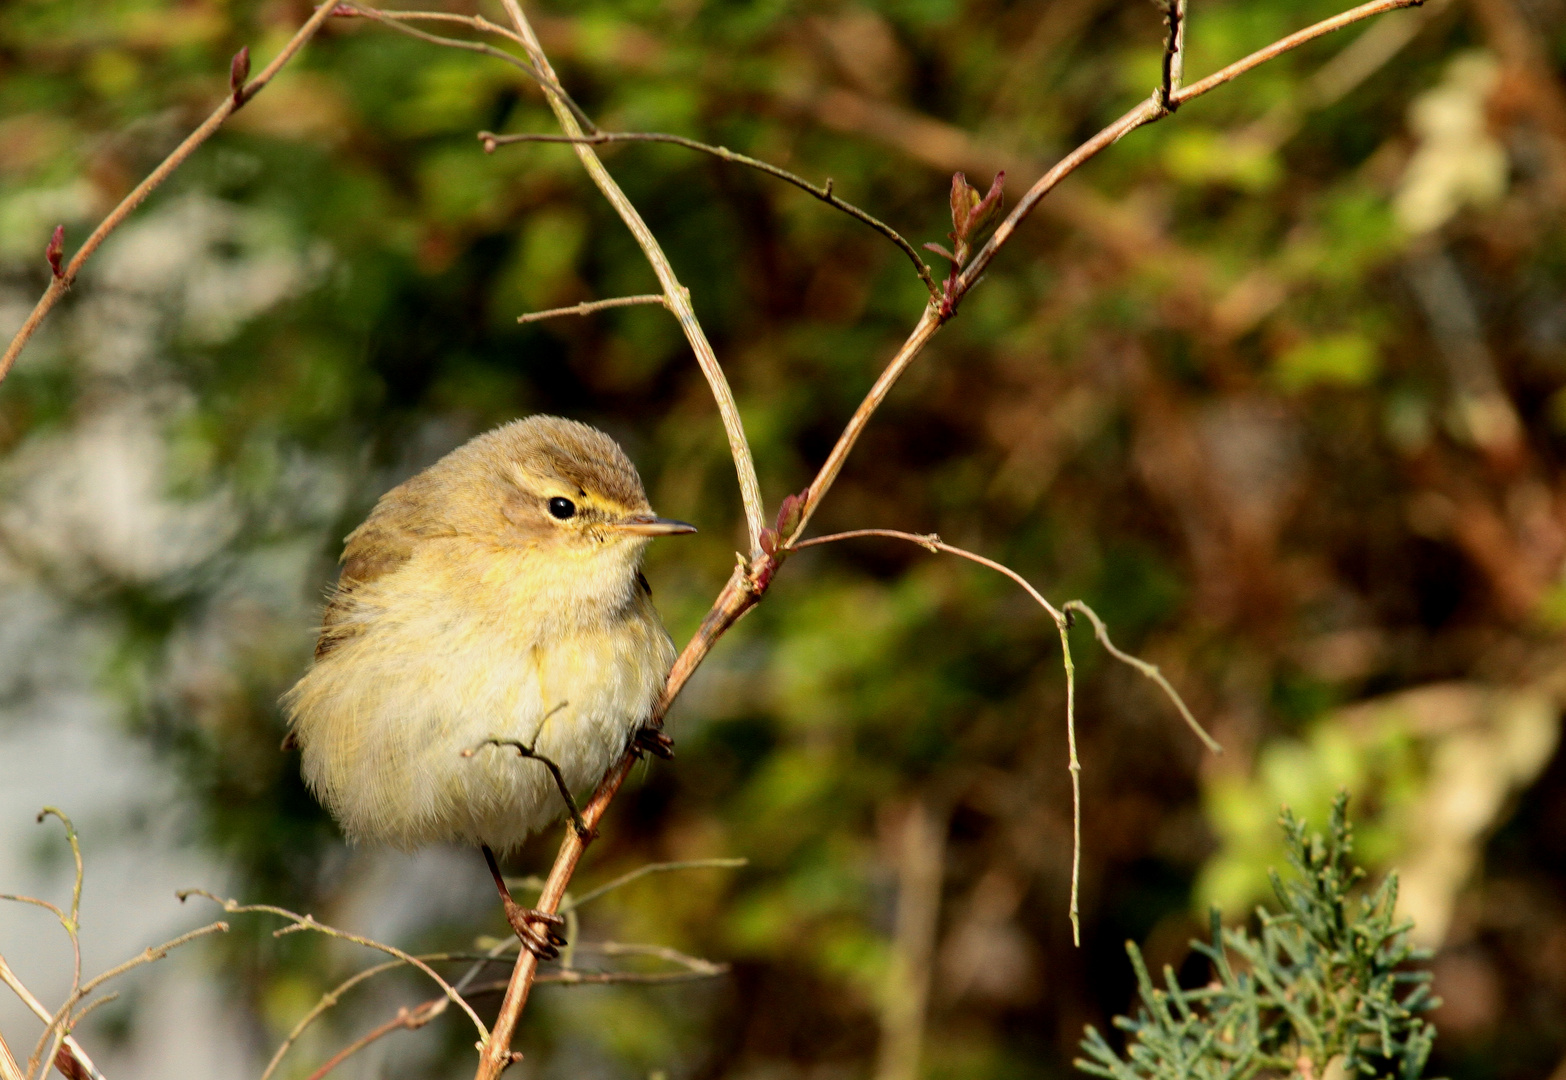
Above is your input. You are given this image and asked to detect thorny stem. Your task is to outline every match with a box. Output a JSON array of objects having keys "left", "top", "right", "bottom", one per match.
[
  {"left": 471, "top": 0, "right": 1421, "bottom": 1067},
  {"left": 0, "top": 0, "right": 339, "bottom": 385},
  {"left": 480, "top": 130, "right": 941, "bottom": 297},
  {"left": 496, "top": 0, "right": 767, "bottom": 558}
]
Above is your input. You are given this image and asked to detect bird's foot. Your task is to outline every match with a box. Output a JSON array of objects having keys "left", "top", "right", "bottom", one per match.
[
  {"left": 502, "top": 898, "right": 567, "bottom": 960},
  {"left": 632, "top": 727, "right": 675, "bottom": 760}
]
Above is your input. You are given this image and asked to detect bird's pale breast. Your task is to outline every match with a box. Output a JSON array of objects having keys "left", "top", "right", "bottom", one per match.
[{"left": 284, "top": 539, "right": 673, "bottom": 851}]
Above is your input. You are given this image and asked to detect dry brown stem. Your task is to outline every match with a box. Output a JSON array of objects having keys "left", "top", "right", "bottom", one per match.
[
  {"left": 0, "top": 1032, "right": 21, "bottom": 1080},
  {"left": 467, "top": 0, "right": 1421, "bottom": 1067},
  {"left": 0, "top": 0, "right": 339, "bottom": 385},
  {"left": 495, "top": 0, "right": 767, "bottom": 557}
]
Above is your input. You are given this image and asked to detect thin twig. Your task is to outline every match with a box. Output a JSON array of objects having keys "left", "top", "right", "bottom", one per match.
[
  {"left": 338, "top": 2, "right": 597, "bottom": 133},
  {"left": 177, "top": 891, "right": 488, "bottom": 1043},
  {"left": 496, "top": 0, "right": 767, "bottom": 558},
  {"left": 463, "top": 736, "right": 595, "bottom": 840},
  {"left": 27, "top": 923, "right": 228, "bottom": 1080},
  {"left": 0, "top": 0, "right": 338, "bottom": 385},
  {"left": 1062, "top": 601, "right": 1221, "bottom": 754},
  {"left": 468, "top": 0, "right": 1420, "bottom": 1066},
  {"left": 516, "top": 294, "right": 666, "bottom": 324},
  {"left": 481, "top": 131, "right": 941, "bottom": 297},
  {"left": 787, "top": 0, "right": 1424, "bottom": 545},
  {"left": 561, "top": 858, "right": 748, "bottom": 913},
  {"left": 304, "top": 1002, "right": 444, "bottom": 1080},
  {"left": 793, "top": 529, "right": 1221, "bottom": 943},
  {"left": 335, "top": 7, "right": 528, "bottom": 48},
  {"left": 36, "top": 809, "right": 83, "bottom": 998},
  {"left": 0, "top": 956, "right": 104, "bottom": 1080}
]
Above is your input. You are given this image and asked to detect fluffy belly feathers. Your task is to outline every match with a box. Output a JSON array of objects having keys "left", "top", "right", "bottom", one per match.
[{"left": 284, "top": 564, "right": 672, "bottom": 851}]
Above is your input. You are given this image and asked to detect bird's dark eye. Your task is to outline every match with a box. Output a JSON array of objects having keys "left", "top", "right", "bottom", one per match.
[{"left": 548, "top": 497, "right": 576, "bottom": 520}]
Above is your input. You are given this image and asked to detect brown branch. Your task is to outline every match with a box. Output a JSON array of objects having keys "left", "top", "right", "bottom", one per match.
[
  {"left": 305, "top": 1001, "right": 447, "bottom": 1080},
  {"left": 0, "top": 0, "right": 338, "bottom": 386},
  {"left": 495, "top": 1, "right": 767, "bottom": 558},
  {"left": 515, "top": 294, "right": 666, "bottom": 324},
  {"left": 787, "top": 0, "right": 1424, "bottom": 545},
  {"left": 1156, "top": 0, "right": 1189, "bottom": 114},
  {"left": 470, "top": 0, "right": 1417, "bottom": 1065},
  {"left": 480, "top": 131, "right": 941, "bottom": 297},
  {"left": 473, "top": 566, "right": 757, "bottom": 1079}
]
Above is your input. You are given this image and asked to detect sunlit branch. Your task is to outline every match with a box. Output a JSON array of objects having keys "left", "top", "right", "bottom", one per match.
[
  {"left": 496, "top": 0, "right": 767, "bottom": 559},
  {"left": 788, "top": 0, "right": 1425, "bottom": 548},
  {"left": 0, "top": 0, "right": 338, "bottom": 386},
  {"left": 466, "top": 0, "right": 1414, "bottom": 1066}
]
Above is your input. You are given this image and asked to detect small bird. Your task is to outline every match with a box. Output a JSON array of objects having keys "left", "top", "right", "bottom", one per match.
[{"left": 282, "top": 415, "right": 694, "bottom": 955}]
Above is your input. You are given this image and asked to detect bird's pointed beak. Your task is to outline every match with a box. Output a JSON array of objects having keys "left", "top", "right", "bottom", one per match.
[{"left": 611, "top": 513, "right": 698, "bottom": 537}]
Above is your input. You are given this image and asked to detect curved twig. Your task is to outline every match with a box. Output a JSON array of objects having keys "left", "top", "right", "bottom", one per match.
[
  {"left": 562, "top": 858, "right": 748, "bottom": 913},
  {"left": 177, "top": 891, "right": 488, "bottom": 1043},
  {"left": 494, "top": 0, "right": 767, "bottom": 558},
  {"left": 469, "top": 0, "right": 1419, "bottom": 1069},
  {"left": 338, "top": 2, "right": 597, "bottom": 133},
  {"left": 793, "top": 529, "right": 1222, "bottom": 942},
  {"left": 481, "top": 131, "right": 940, "bottom": 297},
  {"left": 0, "top": 0, "right": 339, "bottom": 385}
]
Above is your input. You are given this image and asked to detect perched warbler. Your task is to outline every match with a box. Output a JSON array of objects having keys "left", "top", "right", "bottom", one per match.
[{"left": 282, "top": 415, "right": 694, "bottom": 955}]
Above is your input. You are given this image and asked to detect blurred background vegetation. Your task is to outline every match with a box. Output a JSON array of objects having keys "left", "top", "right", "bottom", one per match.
[{"left": 3, "top": 0, "right": 1566, "bottom": 1077}]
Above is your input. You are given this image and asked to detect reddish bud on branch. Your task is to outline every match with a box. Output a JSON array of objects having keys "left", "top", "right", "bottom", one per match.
[
  {"left": 45, "top": 226, "right": 65, "bottom": 279},
  {"left": 230, "top": 46, "right": 252, "bottom": 108}
]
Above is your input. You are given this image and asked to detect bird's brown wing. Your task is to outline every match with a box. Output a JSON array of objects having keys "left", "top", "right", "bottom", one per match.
[
  {"left": 314, "top": 470, "right": 457, "bottom": 661},
  {"left": 314, "top": 522, "right": 416, "bottom": 660}
]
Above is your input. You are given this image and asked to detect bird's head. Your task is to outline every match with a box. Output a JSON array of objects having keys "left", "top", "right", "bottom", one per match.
[{"left": 418, "top": 415, "right": 696, "bottom": 559}]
